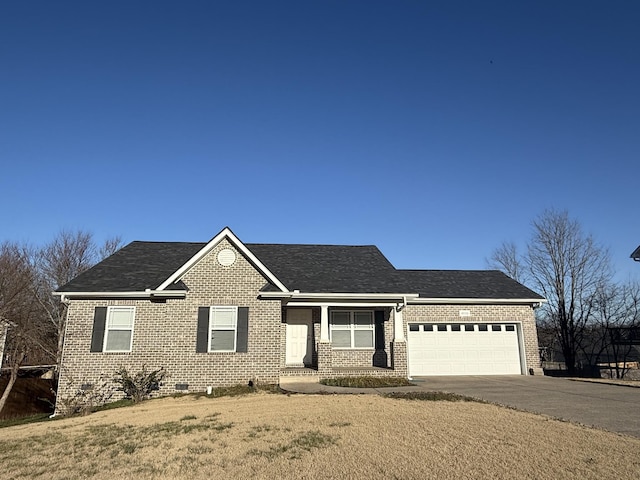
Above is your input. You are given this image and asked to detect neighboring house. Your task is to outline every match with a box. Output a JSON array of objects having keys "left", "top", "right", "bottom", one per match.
[
  {"left": 632, "top": 245, "right": 640, "bottom": 262},
  {"left": 54, "top": 227, "right": 544, "bottom": 408}
]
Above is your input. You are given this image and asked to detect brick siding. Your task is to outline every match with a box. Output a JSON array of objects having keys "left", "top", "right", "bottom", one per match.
[{"left": 56, "top": 239, "right": 282, "bottom": 411}]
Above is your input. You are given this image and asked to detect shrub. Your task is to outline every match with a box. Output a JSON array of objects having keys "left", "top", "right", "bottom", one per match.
[
  {"left": 320, "top": 376, "right": 414, "bottom": 388},
  {"left": 113, "top": 366, "right": 167, "bottom": 403},
  {"left": 58, "top": 378, "right": 115, "bottom": 416}
]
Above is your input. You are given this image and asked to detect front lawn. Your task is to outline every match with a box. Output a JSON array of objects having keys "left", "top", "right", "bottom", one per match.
[{"left": 2, "top": 393, "right": 638, "bottom": 479}]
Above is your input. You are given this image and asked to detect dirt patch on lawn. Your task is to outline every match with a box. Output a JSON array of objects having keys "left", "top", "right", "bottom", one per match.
[{"left": 3, "top": 393, "right": 640, "bottom": 479}]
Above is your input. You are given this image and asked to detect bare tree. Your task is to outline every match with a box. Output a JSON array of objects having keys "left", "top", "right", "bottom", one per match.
[
  {"left": 490, "top": 210, "right": 613, "bottom": 375},
  {"left": 487, "top": 241, "right": 525, "bottom": 283},
  {"left": 527, "top": 210, "right": 612, "bottom": 374},
  {"left": 34, "top": 230, "right": 124, "bottom": 368},
  {"left": 0, "top": 242, "right": 53, "bottom": 414}
]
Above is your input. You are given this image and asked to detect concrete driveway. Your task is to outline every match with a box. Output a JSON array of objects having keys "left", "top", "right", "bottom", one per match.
[{"left": 412, "top": 375, "right": 640, "bottom": 438}]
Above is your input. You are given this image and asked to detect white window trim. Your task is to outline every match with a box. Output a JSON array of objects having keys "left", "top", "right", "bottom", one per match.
[
  {"left": 330, "top": 310, "right": 375, "bottom": 349},
  {"left": 103, "top": 306, "right": 135, "bottom": 353},
  {"left": 208, "top": 306, "right": 238, "bottom": 353}
]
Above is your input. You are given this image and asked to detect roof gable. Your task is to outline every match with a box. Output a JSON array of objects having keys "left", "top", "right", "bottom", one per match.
[{"left": 156, "top": 227, "right": 287, "bottom": 292}]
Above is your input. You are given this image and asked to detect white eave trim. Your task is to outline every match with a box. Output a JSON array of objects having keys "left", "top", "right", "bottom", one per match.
[
  {"left": 408, "top": 297, "right": 546, "bottom": 306},
  {"left": 53, "top": 290, "right": 188, "bottom": 300},
  {"left": 259, "top": 292, "right": 419, "bottom": 301},
  {"left": 259, "top": 291, "right": 545, "bottom": 306},
  {"left": 156, "top": 227, "right": 288, "bottom": 292}
]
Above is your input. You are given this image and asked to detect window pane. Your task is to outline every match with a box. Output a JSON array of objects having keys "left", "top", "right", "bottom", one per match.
[
  {"left": 354, "top": 330, "right": 373, "bottom": 348},
  {"left": 211, "top": 330, "right": 235, "bottom": 351},
  {"left": 105, "top": 330, "right": 131, "bottom": 351},
  {"left": 211, "top": 307, "right": 237, "bottom": 329},
  {"left": 331, "top": 330, "right": 351, "bottom": 348},
  {"left": 109, "top": 308, "right": 134, "bottom": 328},
  {"left": 331, "top": 311, "right": 350, "bottom": 327},
  {"left": 409, "top": 324, "right": 419, "bottom": 332},
  {"left": 354, "top": 311, "right": 373, "bottom": 327}
]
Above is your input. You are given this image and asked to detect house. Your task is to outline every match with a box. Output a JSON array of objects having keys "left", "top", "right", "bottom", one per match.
[
  {"left": 54, "top": 227, "right": 544, "bottom": 408},
  {"left": 632, "top": 245, "right": 640, "bottom": 262}
]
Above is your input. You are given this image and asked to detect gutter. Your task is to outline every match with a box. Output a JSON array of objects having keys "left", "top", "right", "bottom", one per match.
[
  {"left": 258, "top": 291, "right": 420, "bottom": 301},
  {"left": 408, "top": 297, "right": 546, "bottom": 306},
  {"left": 54, "top": 290, "right": 188, "bottom": 300}
]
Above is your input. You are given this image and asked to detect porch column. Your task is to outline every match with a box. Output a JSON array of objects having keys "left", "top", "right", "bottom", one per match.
[
  {"left": 320, "top": 304, "right": 330, "bottom": 342},
  {"left": 394, "top": 307, "right": 405, "bottom": 342}
]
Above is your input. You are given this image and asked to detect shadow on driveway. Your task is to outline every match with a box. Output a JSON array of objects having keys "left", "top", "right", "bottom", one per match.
[{"left": 412, "top": 375, "right": 640, "bottom": 438}]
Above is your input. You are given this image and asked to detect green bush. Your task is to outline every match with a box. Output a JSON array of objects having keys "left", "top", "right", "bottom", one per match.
[{"left": 113, "top": 366, "right": 167, "bottom": 403}]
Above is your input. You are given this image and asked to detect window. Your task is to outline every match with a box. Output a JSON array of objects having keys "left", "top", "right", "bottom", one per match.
[
  {"left": 209, "top": 306, "right": 237, "bottom": 352},
  {"left": 330, "top": 310, "right": 374, "bottom": 349},
  {"left": 104, "top": 306, "right": 135, "bottom": 352}
]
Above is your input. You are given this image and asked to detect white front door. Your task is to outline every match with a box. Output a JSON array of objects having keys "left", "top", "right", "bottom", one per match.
[{"left": 286, "top": 309, "right": 313, "bottom": 366}]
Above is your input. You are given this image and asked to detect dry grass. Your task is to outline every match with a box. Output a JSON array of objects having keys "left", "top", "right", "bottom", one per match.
[{"left": 2, "top": 393, "right": 640, "bottom": 479}]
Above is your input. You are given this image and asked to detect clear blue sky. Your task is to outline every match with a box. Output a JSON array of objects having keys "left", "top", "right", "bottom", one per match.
[{"left": 1, "top": 1, "right": 638, "bottom": 281}]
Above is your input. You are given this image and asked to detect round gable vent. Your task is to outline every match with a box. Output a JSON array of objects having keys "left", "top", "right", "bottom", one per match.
[{"left": 217, "top": 248, "right": 236, "bottom": 266}]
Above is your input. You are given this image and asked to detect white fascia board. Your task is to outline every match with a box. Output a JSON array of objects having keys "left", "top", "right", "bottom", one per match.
[
  {"left": 284, "top": 301, "right": 399, "bottom": 308},
  {"left": 156, "top": 227, "right": 288, "bottom": 292},
  {"left": 408, "top": 297, "right": 547, "bottom": 305},
  {"left": 53, "top": 290, "right": 187, "bottom": 299},
  {"left": 259, "top": 292, "right": 419, "bottom": 300}
]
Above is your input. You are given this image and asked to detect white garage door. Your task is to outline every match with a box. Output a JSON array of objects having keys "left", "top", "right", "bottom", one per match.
[{"left": 407, "top": 323, "right": 522, "bottom": 376}]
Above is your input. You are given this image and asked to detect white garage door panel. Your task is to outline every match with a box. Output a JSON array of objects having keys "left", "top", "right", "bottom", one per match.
[{"left": 408, "top": 324, "right": 521, "bottom": 376}]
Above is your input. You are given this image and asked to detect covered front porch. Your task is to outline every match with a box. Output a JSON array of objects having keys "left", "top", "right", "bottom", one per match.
[{"left": 275, "top": 296, "right": 411, "bottom": 380}]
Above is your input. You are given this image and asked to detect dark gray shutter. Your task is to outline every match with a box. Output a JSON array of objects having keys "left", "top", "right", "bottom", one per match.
[
  {"left": 374, "top": 310, "right": 385, "bottom": 350},
  {"left": 90, "top": 307, "right": 107, "bottom": 352},
  {"left": 196, "top": 307, "right": 209, "bottom": 353},
  {"left": 236, "top": 307, "right": 249, "bottom": 353}
]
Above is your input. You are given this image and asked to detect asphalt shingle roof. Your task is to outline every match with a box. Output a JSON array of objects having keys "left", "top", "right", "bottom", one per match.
[
  {"left": 396, "top": 270, "right": 542, "bottom": 299},
  {"left": 57, "top": 239, "right": 543, "bottom": 300},
  {"left": 58, "top": 241, "right": 204, "bottom": 292}
]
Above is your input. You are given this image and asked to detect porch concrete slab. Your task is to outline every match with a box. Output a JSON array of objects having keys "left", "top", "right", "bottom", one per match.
[{"left": 412, "top": 375, "right": 640, "bottom": 438}]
